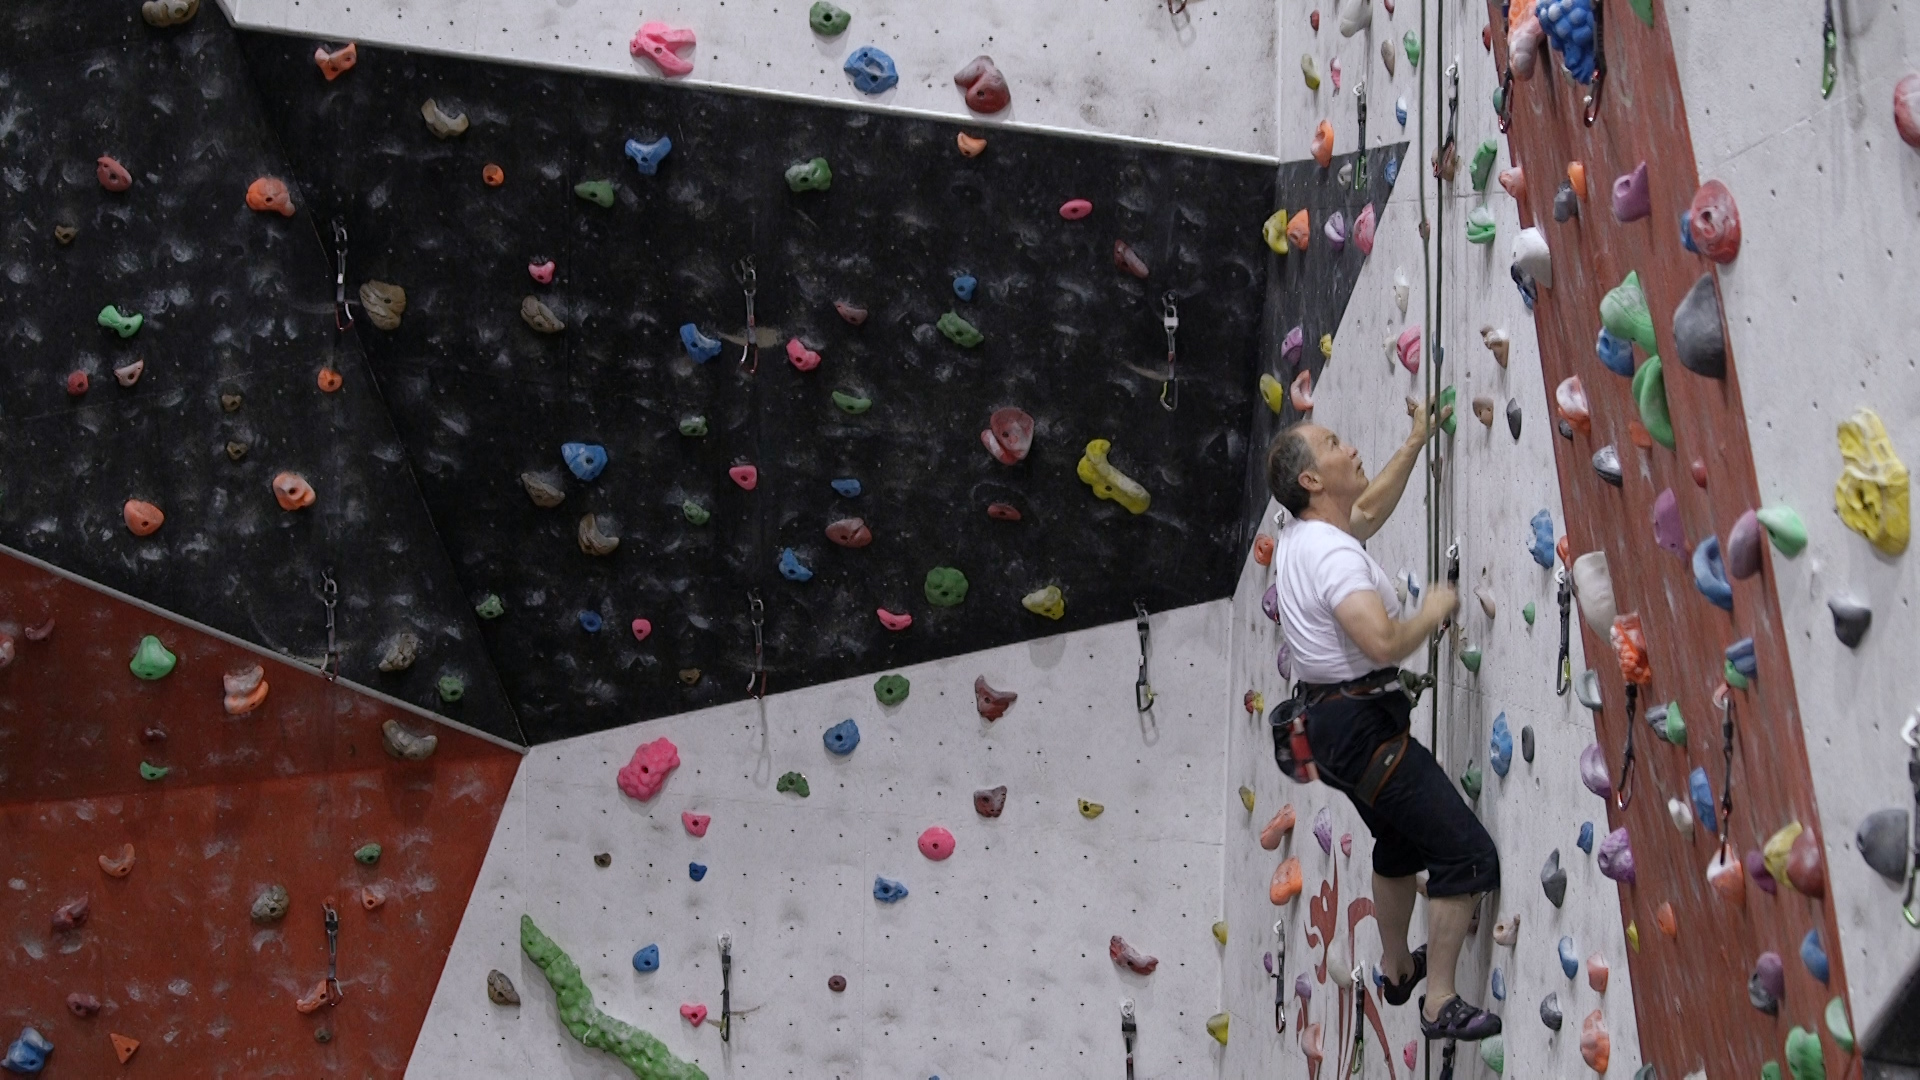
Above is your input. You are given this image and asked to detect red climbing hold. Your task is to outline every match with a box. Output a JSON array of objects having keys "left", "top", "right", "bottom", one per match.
[
  {"left": 97, "top": 156, "right": 132, "bottom": 192},
  {"left": 1396, "top": 326, "right": 1422, "bottom": 373},
  {"left": 786, "top": 338, "right": 821, "bottom": 371},
  {"left": 1113, "top": 240, "right": 1150, "bottom": 279},
  {"left": 1691, "top": 459, "right": 1710, "bottom": 488},
  {"left": 729, "top": 463, "right": 759, "bottom": 490},
  {"left": 246, "top": 177, "right": 296, "bottom": 216},
  {"left": 1786, "top": 827, "right": 1827, "bottom": 897},
  {"left": 953, "top": 55, "right": 1011, "bottom": 113},
  {"left": 981, "top": 407, "right": 1035, "bottom": 464},
  {"left": 918, "top": 826, "right": 955, "bottom": 860},
  {"left": 1895, "top": 74, "right": 1920, "bottom": 147},
  {"left": 65, "top": 371, "right": 89, "bottom": 397},
  {"left": 1059, "top": 198, "right": 1093, "bottom": 220},
  {"left": 827, "top": 518, "right": 873, "bottom": 548},
  {"left": 1109, "top": 935, "right": 1160, "bottom": 974},
  {"left": 630, "top": 23, "right": 696, "bottom": 76},
  {"left": 876, "top": 608, "right": 913, "bottom": 631},
  {"left": 987, "top": 502, "right": 1022, "bottom": 521},
  {"left": 1688, "top": 180, "right": 1742, "bottom": 264},
  {"left": 1253, "top": 534, "right": 1275, "bottom": 566},
  {"left": 682, "top": 811, "right": 710, "bottom": 837},
  {"left": 974, "top": 676, "right": 1018, "bottom": 719},
  {"left": 1311, "top": 10, "right": 1321, "bottom": 30}
]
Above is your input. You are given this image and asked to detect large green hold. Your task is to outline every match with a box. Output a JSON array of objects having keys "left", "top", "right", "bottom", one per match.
[
  {"left": 574, "top": 180, "right": 616, "bottom": 207},
  {"left": 1785, "top": 1027, "right": 1824, "bottom": 1080},
  {"left": 1479, "top": 1035, "right": 1504, "bottom": 1074},
  {"left": 1438, "top": 386, "right": 1459, "bottom": 435},
  {"left": 1825, "top": 996, "right": 1854, "bottom": 1052},
  {"left": 1632, "top": 353, "right": 1676, "bottom": 449},
  {"left": 1601, "top": 271, "right": 1658, "bottom": 354},
  {"left": 937, "top": 312, "right": 982, "bottom": 347},
  {"left": 776, "top": 771, "right": 810, "bottom": 797},
  {"left": 874, "top": 674, "right": 910, "bottom": 705},
  {"left": 808, "top": 1, "right": 852, "bottom": 34},
  {"left": 924, "top": 567, "right": 969, "bottom": 606},
  {"left": 520, "top": 915, "right": 708, "bottom": 1080},
  {"left": 1465, "top": 206, "right": 1497, "bottom": 245},
  {"left": 1756, "top": 504, "right": 1808, "bottom": 556},
  {"left": 1469, "top": 140, "right": 1499, "bottom": 191},
  {"left": 784, "top": 157, "right": 833, "bottom": 192},
  {"left": 130, "top": 635, "right": 177, "bottom": 680}
]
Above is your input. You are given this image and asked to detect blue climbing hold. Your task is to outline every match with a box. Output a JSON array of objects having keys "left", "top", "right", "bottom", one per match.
[
  {"left": 823, "top": 718, "right": 861, "bottom": 756},
  {"left": 1692, "top": 536, "right": 1734, "bottom": 611},
  {"left": 778, "top": 548, "right": 814, "bottom": 582},
  {"left": 562, "top": 442, "right": 608, "bottom": 481},
  {"left": 1396, "top": 99, "right": 1408, "bottom": 126},
  {"left": 2, "top": 1028, "right": 51, "bottom": 1074},
  {"left": 1405, "top": 573, "right": 1423, "bottom": 604},
  {"left": 623, "top": 136, "right": 672, "bottom": 175},
  {"left": 681, "top": 323, "right": 723, "bottom": 363},
  {"left": 689, "top": 862, "right": 707, "bottom": 882},
  {"left": 633, "top": 944, "right": 661, "bottom": 972},
  {"left": 1384, "top": 156, "right": 1401, "bottom": 186},
  {"left": 1726, "top": 637, "right": 1757, "bottom": 679},
  {"left": 873, "top": 876, "right": 909, "bottom": 903},
  {"left": 1690, "top": 766, "right": 1717, "bottom": 836},
  {"left": 1577, "top": 821, "right": 1595, "bottom": 854},
  {"left": 1492, "top": 967, "right": 1507, "bottom": 1001},
  {"left": 843, "top": 46, "right": 899, "bottom": 94},
  {"left": 1800, "top": 929, "right": 1830, "bottom": 984},
  {"left": 953, "top": 274, "right": 978, "bottom": 301},
  {"left": 1596, "top": 328, "right": 1636, "bottom": 377},
  {"left": 1540, "top": 0, "right": 1599, "bottom": 83},
  {"left": 1559, "top": 936, "right": 1579, "bottom": 978},
  {"left": 579, "top": 610, "right": 604, "bottom": 633},
  {"left": 1490, "top": 714, "right": 1513, "bottom": 777},
  {"left": 1679, "top": 210, "right": 1699, "bottom": 254},
  {"left": 1528, "top": 509, "right": 1556, "bottom": 568},
  {"left": 1512, "top": 264, "right": 1537, "bottom": 311},
  {"left": 831, "top": 478, "right": 863, "bottom": 498}
]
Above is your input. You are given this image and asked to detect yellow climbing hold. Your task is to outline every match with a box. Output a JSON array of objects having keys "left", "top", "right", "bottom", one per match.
[
  {"left": 1212, "top": 920, "right": 1228, "bottom": 945},
  {"left": 1077, "top": 439, "right": 1151, "bottom": 514},
  {"left": 1319, "top": 333, "right": 1334, "bottom": 359},
  {"left": 1022, "top": 585, "right": 1066, "bottom": 620},
  {"left": 1206, "top": 1012, "right": 1230, "bottom": 1044},
  {"left": 1835, "top": 408, "right": 1909, "bottom": 555},
  {"left": 1625, "top": 921, "right": 1640, "bottom": 952},
  {"left": 1262, "top": 209, "right": 1291, "bottom": 254},
  {"left": 1764, "top": 821, "right": 1804, "bottom": 886},
  {"left": 1259, "top": 373, "right": 1286, "bottom": 414},
  {"left": 1078, "top": 798, "right": 1104, "bottom": 819},
  {"left": 1239, "top": 786, "right": 1256, "bottom": 812}
]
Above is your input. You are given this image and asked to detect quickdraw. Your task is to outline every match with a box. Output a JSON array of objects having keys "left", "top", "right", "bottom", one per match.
[
  {"left": 1433, "top": 64, "right": 1461, "bottom": 181},
  {"left": 1438, "top": 540, "right": 1460, "bottom": 637},
  {"left": 319, "top": 570, "right": 340, "bottom": 681},
  {"left": 1159, "top": 293, "right": 1179, "bottom": 412},
  {"left": 1903, "top": 712, "right": 1920, "bottom": 927},
  {"left": 1554, "top": 568, "right": 1572, "bottom": 695},
  {"left": 1134, "top": 601, "right": 1156, "bottom": 711},
  {"left": 1715, "top": 684, "right": 1737, "bottom": 845},
  {"left": 1438, "top": 1038, "right": 1458, "bottom": 1080},
  {"left": 718, "top": 932, "right": 735, "bottom": 1042},
  {"left": 1496, "top": 66, "right": 1515, "bottom": 133},
  {"left": 1347, "top": 964, "right": 1366, "bottom": 1074},
  {"left": 1353, "top": 81, "right": 1370, "bottom": 190},
  {"left": 733, "top": 256, "right": 759, "bottom": 375},
  {"left": 1616, "top": 682, "right": 1640, "bottom": 809},
  {"left": 746, "top": 591, "right": 767, "bottom": 699},
  {"left": 322, "top": 901, "right": 344, "bottom": 1007},
  {"left": 1271, "top": 922, "right": 1288, "bottom": 1033},
  {"left": 331, "top": 220, "right": 353, "bottom": 333},
  {"left": 1583, "top": 0, "right": 1609, "bottom": 126},
  {"left": 1122, "top": 999, "right": 1138, "bottom": 1079}
]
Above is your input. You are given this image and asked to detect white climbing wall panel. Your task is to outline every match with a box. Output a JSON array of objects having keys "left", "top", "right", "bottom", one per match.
[
  {"left": 410, "top": 602, "right": 1232, "bottom": 1078},
  {"left": 1667, "top": 0, "right": 1920, "bottom": 1033},
  {"left": 215, "top": 0, "right": 1281, "bottom": 160}
]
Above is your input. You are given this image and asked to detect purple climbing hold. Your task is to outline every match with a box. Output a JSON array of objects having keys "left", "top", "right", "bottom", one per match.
[
  {"left": 1262, "top": 583, "right": 1280, "bottom": 623},
  {"left": 1597, "top": 827, "right": 1635, "bottom": 884},
  {"left": 1325, "top": 211, "right": 1347, "bottom": 253},
  {"left": 1579, "top": 744, "right": 1612, "bottom": 800},
  {"left": 1282, "top": 326, "right": 1305, "bottom": 367},
  {"left": 1295, "top": 974, "right": 1314, "bottom": 1002},
  {"left": 1726, "top": 509, "right": 1764, "bottom": 579},
  {"left": 1653, "top": 488, "right": 1687, "bottom": 558},
  {"left": 1313, "top": 807, "right": 1333, "bottom": 854},
  {"left": 1611, "top": 162, "right": 1651, "bottom": 222},
  {"left": 1749, "top": 952, "right": 1785, "bottom": 1015},
  {"left": 1276, "top": 638, "right": 1293, "bottom": 679},
  {"left": 1746, "top": 848, "right": 1778, "bottom": 895}
]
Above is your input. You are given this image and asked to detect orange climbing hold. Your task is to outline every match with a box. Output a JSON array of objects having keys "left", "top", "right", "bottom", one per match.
[
  {"left": 1654, "top": 901, "right": 1677, "bottom": 937},
  {"left": 295, "top": 978, "right": 337, "bottom": 1014},
  {"left": 1579, "top": 1010, "right": 1611, "bottom": 1073},
  {"left": 1311, "top": 121, "right": 1335, "bottom": 168},
  {"left": 1627, "top": 420, "right": 1653, "bottom": 449},
  {"left": 1587, "top": 953, "right": 1609, "bottom": 992},
  {"left": 98, "top": 844, "right": 136, "bottom": 878},
  {"left": 246, "top": 177, "right": 296, "bottom": 216},
  {"left": 122, "top": 500, "right": 164, "bottom": 537},
  {"left": 482, "top": 163, "right": 505, "bottom": 186},
  {"left": 956, "top": 132, "right": 987, "bottom": 157},
  {"left": 1610, "top": 613, "right": 1650, "bottom": 685},
  {"left": 110, "top": 1033, "right": 139, "bottom": 1064},
  {"left": 1567, "top": 161, "right": 1587, "bottom": 196},
  {"left": 272, "top": 472, "right": 316, "bottom": 511},
  {"left": 1253, "top": 534, "right": 1275, "bottom": 566},
  {"left": 1269, "top": 857, "right": 1303, "bottom": 904},
  {"left": 360, "top": 886, "right": 386, "bottom": 910},
  {"left": 1259, "top": 804, "right": 1296, "bottom": 850},
  {"left": 223, "top": 664, "right": 269, "bottom": 715},
  {"left": 313, "top": 42, "right": 357, "bottom": 80},
  {"left": 317, "top": 366, "right": 343, "bottom": 392},
  {"left": 1707, "top": 846, "right": 1745, "bottom": 906},
  {"left": 1286, "top": 209, "right": 1311, "bottom": 251}
]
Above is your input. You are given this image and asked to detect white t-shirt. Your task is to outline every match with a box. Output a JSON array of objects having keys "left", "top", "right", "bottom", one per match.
[{"left": 1271, "top": 519, "right": 1405, "bottom": 684}]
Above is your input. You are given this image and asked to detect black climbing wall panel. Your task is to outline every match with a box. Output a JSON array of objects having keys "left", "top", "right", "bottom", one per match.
[{"left": 0, "top": 1, "right": 523, "bottom": 745}]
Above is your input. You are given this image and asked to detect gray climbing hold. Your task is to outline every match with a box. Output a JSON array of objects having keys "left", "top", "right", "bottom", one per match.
[
  {"left": 1541, "top": 849, "right": 1567, "bottom": 907},
  {"left": 1540, "top": 992, "right": 1563, "bottom": 1031},
  {"left": 487, "top": 969, "right": 520, "bottom": 1005},
  {"left": 1575, "top": 671, "right": 1602, "bottom": 709},
  {"left": 1554, "top": 179, "right": 1580, "bottom": 222},
  {"left": 1857, "top": 808, "right": 1910, "bottom": 881},
  {"left": 1592, "top": 445, "right": 1624, "bottom": 486},
  {"left": 252, "top": 884, "right": 291, "bottom": 924},
  {"left": 1521, "top": 725, "right": 1535, "bottom": 763},
  {"left": 1673, "top": 274, "right": 1727, "bottom": 379},
  {"left": 1828, "top": 596, "right": 1871, "bottom": 648},
  {"left": 1507, "top": 398, "right": 1522, "bottom": 440}
]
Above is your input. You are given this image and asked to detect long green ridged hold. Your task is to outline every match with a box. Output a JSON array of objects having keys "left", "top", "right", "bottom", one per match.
[
  {"left": 937, "top": 312, "right": 982, "bottom": 347},
  {"left": 831, "top": 390, "right": 872, "bottom": 414},
  {"left": 1785, "top": 1027, "right": 1824, "bottom": 1080},
  {"left": 1601, "top": 270, "right": 1657, "bottom": 354},
  {"left": 520, "top": 915, "right": 708, "bottom": 1080},
  {"left": 1632, "top": 353, "right": 1676, "bottom": 449},
  {"left": 1469, "top": 140, "right": 1499, "bottom": 191}
]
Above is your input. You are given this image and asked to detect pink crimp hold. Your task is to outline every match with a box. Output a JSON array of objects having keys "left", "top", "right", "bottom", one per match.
[
  {"left": 617, "top": 737, "right": 681, "bottom": 800},
  {"left": 630, "top": 23, "right": 696, "bottom": 77}
]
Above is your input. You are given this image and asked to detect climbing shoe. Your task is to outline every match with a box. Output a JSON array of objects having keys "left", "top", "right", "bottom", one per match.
[
  {"left": 1382, "top": 945, "right": 1427, "bottom": 1007},
  {"left": 1420, "top": 994, "right": 1503, "bottom": 1042}
]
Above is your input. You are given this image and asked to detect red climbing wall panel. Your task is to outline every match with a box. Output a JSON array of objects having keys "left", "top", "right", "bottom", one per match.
[
  {"left": 1484, "top": 6, "right": 1855, "bottom": 1077},
  {"left": 0, "top": 548, "right": 521, "bottom": 1078}
]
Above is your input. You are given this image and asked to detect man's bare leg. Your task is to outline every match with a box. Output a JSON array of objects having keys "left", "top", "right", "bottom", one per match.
[
  {"left": 1421, "top": 892, "right": 1478, "bottom": 1021},
  {"left": 1374, "top": 872, "right": 1419, "bottom": 983}
]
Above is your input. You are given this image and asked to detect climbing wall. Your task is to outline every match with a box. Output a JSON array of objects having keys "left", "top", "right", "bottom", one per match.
[
  {"left": 0, "top": 546, "right": 521, "bottom": 1076},
  {"left": 411, "top": 601, "right": 1231, "bottom": 1077}
]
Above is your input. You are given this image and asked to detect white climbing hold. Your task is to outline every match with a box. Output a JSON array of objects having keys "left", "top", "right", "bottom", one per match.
[{"left": 1511, "top": 227, "right": 1552, "bottom": 288}]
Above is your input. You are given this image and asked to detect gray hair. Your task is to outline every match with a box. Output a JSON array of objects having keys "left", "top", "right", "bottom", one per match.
[{"left": 1265, "top": 423, "right": 1317, "bottom": 516}]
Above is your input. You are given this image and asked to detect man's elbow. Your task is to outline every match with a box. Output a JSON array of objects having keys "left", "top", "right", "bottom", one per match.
[{"left": 1353, "top": 634, "right": 1403, "bottom": 666}]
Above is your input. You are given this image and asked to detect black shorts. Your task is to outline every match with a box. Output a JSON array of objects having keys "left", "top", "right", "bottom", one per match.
[{"left": 1304, "top": 687, "right": 1501, "bottom": 898}]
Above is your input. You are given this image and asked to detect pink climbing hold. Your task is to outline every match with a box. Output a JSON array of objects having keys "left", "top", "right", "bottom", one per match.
[
  {"left": 1340, "top": 833, "right": 1352, "bottom": 857},
  {"left": 631, "top": 618, "right": 653, "bottom": 642},
  {"left": 630, "top": 22, "right": 696, "bottom": 76},
  {"left": 974, "top": 676, "right": 1018, "bottom": 720},
  {"left": 682, "top": 811, "right": 710, "bottom": 837},
  {"left": 786, "top": 338, "right": 821, "bottom": 371},
  {"left": 97, "top": 156, "right": 133, "bottom": 192},
  {"left": 1396, "top": 326, "right": 1422, "bottom": 374},
  {"left": 1059, "top": 198, "right": 1093, "bottom": 220},
  {"left": 1610, "top": 161, "right": 1651, "bottom": 222},
  {"left": 876, "top": 608, "right": 913, "bottom": 631},
  {"left": 679, "top": 1003, "right": 708, "bottom": 1026},
  {"left": 981, "top": 407, "right": 1035, "bottom": 464},
  {"left": 52, "top": 895, "right": 89, "bottom": 932},
  {"left": 1895, "top": 73, "right": 1920, "bottom": 148},
  {"left": 1290, "top": 369, "right": 1314, "bottom": 412},
  {"left": 616, "top": 737, "right": 681, "bottom": 801},
  {"left": 953, "top": 55, "right": 1012, "bottom": 113},
  {"left": 528, "top": 259, "right": 555, "bottom": 284},
  {"left": 918, "top": 826, "right": 956, "bottom": 860},
  {"left": 834, "top": 301, "right": 869, "bottom": 325},
  {"left": 1404, "top": 1042, "right": 1418, "bottom": 1069},
  {"left": 1110, "top": 935, "right": 1160, "bottom": 974},
  {"left": 729, "top": 463, "right": 759, "bottom": 490},
  {"left": 1354, "top": 204, "right": 1377, "bottom": 256}
]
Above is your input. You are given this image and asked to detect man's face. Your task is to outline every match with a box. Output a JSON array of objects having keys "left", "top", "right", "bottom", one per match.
[{"left": 1300, "top": 423, "right": 1367, "bottom": 500}]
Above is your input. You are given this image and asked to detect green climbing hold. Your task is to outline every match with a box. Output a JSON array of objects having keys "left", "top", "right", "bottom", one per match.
[
  {"left": 874, "top": 673, "right": 910, "bottom": 705},
  {"left": 1762, "top": 1062, "right": 1782, "bottom": 1080},
  {"left": 1404, "top": 31, "right": 1422, "bottom": 66},
  {"left": 354, "top": 843, "right": 382, "bottom": 865},
  {"left": 475, "top": 594, "right": 505, "bottom": 619},
  {"left": 1629, "top": 0, "right": 1653, "bottom": 26},
  {"left": 1658, "top": 701, "right": 1687, "bottom": 746},
  {"left": 924, "top": 567, "right": 969, "bottom": 606},
  {"left": 938, "top": 312, "right": 983, "bottom": 348},
  {"left": 831, "top": 390, "right": 872, "bottom": 414},
  {"left": 1480, "top": 1035, "right": 1505, "bottom": 1074},
  {"left": 682, "top": 500, "right": 710, "bottom": 525},
  {"left": 1439, "top": 386, "right": 1459, "bottom": 435},
  {"left": 139, "top": 761, "right": 168, "bottom": 781},
  {"left": 1460, "top": 646, "right": 1482, "bottom": 673},
  {"left": 98, "top": 305, "right": 143, "bottom": 338},
  {"left": 1825, "top": 997, "right": 1853, "bottom": 1053},
  {"left": 1756, "top": 505, "right": 1808, "bottom": 556},
  {"left": 1470, "top": 140, "right": 1499, "bottom": 191},
  {"left": 1785, "top": 1027, "right": 1825, "bottom": 1080},
  {"left": 1491, "top": 86, "right": 1506, "bottom": 114},
  {"left": 437, "top": 675, "right": 465, "bottom": 702},
  {"left": 776, "top": 770, "right": 810, "bottom": 797},
  {"left": 520, "top": 915, "right": 709, "bottom": 1080},
  {"left": 808, "top": 1, "right": 852, "bottom": 34},
  {"left": 1460, "top": 763, "right": 1484, "bottom": 801},
  {"left": 129, "top": 635, "right": 177, "bottom": 680},
  {"left": 1632, "top": 354, "right": 1676, "bottom": 450},
  {"left": 1601, "top": 271, "right": 1658, "bottom": 354},
  {"left": 1724, "top": 660, "right": 1749, "bottom": 690},
  {"left": 573, "top": 180, "right": 615, "bottom": 207},
  {"left": 1465, "top": 207, "right": 1497, "bottom": 245},
  {"left": 784, "top": 157, "right": 833, "bottom": 192},
  {"left": 678, "top": 416, "right": 708, "bottom": 437},
  {"left": 1522, "top": 602, "right": 1537, "bottom": 626},
  {"left": 1206, "top": 1012, "right": 1229, "bottom": 1044}
]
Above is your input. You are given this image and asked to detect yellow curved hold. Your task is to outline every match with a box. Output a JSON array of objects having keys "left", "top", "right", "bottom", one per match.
[
  {"left": 1258, "top": 373, "right": 1286, "bottom": 414},
  {"left": 1022, "top": 585, "right": 1065, "bottom": 620},
  {"left": 1239, "top": 785, "right": 1256, "bottom": 812},
  {"left": 1319, "top": 333, "right": 1334, "bottom": 359},
  {"left": 1206, "top": 1012, "right": 1230, "bottom": 1045},
  {"left": 1211, "top": 920, "right": 1228, "bottom": 945},
  {"left": 1078, "top": 438, "right": 1151, "bottom": 514},
  {"left": 1836, "top": 408, "right": 1909, "bottom": 555},
  {"left": 1763, "top": 821, "right": 1804, "bottom": 886},
  {"left": 1078, "top": 798, "right": 1104, "bottom": 819},
  {"left": 1625, "top": 921, "right": 1639, "bottom": 953},
  {"left": 1262, "top": 209, "right": 1290, "bottom": 254}
]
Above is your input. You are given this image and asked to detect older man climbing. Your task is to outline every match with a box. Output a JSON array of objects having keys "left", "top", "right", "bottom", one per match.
[{"left": 1265, "top": 399, "right": 1501, "bottom": 1043}]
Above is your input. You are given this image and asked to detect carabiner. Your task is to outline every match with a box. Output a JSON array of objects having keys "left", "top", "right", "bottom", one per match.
[
  {"left": 1121, "top": 998, "right": 1138, "bottom": 1079},
  {"left": 1352, "top": 82, "right": 1369, "bottom": 190},
  {"left": 1134, "top": 601, "right": 1156, "bottom": 711},
  {"left": 733, "top": 257, "right": 759, "bottom": 375},
  {"left": 1159, "top": 293, "right": 1179, "bottom": 412},
  {"left": 331, "top": 220, "right": 353, "bottom": 333},
  {"left": 746, "top": 591, "right": 767, "bottom": 698},
  {"left": 1582, "top": 0, "right": 1608, "bottom": 126}
]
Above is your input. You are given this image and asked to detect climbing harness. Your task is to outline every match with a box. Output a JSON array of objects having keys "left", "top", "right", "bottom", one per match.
[
  {"left": 1583, "top": 0, "right": 1608, "bottom": 126},
  {"left": 1271, "top": 924, "right": 1288, "bottom": 1033},
  {"left": 1121, "top": 999, "right": 1138, "bottom": 1078},
  {"left": 732, "top": 257, "right": 758, "bottom": 375},
  {"left": 1348, "top": 964, "right": 1367, "bottom": 1074},
  {"left": 318, "top": 570, "right": 340, "bottom": 681},
  {"left": 1159, "top": 294, "right": 1179, "bottom": 412},
  {"left": 746, "top": 591, "right": 767, "bottom": 699},
  {"left": 717, "top": 932, "right": 734, "bottom": 1042},
  {"left": 322, "top": 901, "right": 343, "bottom": 1007},
  {"left": 1134, "top": 600, "right": 1156, "bottom": 711},
  {"left": 1821, "top": 0, "right": 1837, "bottom": 97},
  {"left": 1554, "top": 568, "right": 1572, "bottom": 695},
  {"left": 1904, "top": 713, "right": 1920, "bottom": 926},
  {"left": 1432, "top": 64, "right": 1460, "bottom": 183},
  {"left": 1353, "top": 82, "right": 1369, "bottom": 191},
  {"left": 1616, "top": 682, "right": 1640, "bottom": 809}
]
